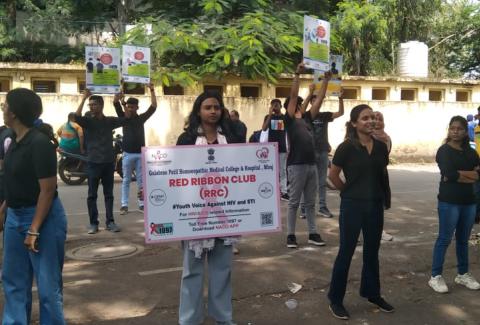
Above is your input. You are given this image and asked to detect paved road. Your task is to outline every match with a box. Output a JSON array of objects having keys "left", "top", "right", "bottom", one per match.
[{"left": 2, "top": 164, "right": 480, "bottom": 325}]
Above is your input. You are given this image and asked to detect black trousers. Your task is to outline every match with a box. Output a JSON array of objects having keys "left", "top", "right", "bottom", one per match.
[
  {"left": 328, "top": 198, "right": 384, "bottom": 304},
  {"left": 87, "top": 162, "right": 115, "bottom": 226}
]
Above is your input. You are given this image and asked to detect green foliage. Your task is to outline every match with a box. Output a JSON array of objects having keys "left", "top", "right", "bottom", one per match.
[
  {"left": 331, "top": 0, "right": 388, "bottom": 75},
  {"left": 119, "top": 1, "right": 304, "bottom": 86},
  {"left": 0, "top": 0, "right": 478, "bottom": 80}
]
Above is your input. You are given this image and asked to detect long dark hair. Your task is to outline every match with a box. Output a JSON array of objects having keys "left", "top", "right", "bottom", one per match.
[
  {"left": 445, "top": 115, "right": 469, "bottom": 150},
  {"left": 345, "top": 104, "right": 373, "bottom": 147},
  {"left": 184, "top": 90, "right": 229, "bottom": 136}
]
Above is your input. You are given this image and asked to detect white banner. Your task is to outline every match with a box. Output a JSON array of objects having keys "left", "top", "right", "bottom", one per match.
[
  {"left": 122, "top": 45, "right": 151, "bottom": 84},
  {"left": 142, "top": 143, "right": 281, "bottom": 243},
  {"left": 85, "top": 46, "right": 121, "bottom": 94}
]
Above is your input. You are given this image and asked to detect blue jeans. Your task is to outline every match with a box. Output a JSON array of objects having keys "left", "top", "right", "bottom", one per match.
[
  {"left": 87, "top": 162, "right": 115, "bottom": 226},
  {"left": 2, "top": 198, "right": 67, "bottom": 325},
  {"left": 121, "top": 152, "right": 143, "bottom": 208},
  {"left": 328, "top": 198, "right": 384, "bottom": 304},
  {"left": 432, "top": 201, "right": 476, "bottom": 276}
]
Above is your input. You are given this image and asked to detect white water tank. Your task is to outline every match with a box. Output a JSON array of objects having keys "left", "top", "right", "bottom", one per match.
[{"left": 397, "top": 41, "right": 429, "bottom": 77}]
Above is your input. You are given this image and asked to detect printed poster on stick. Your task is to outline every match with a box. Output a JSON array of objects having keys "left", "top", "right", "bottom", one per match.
[
  {"left": 85, "top": 46, "right": 121, "bottom": 94},
  {"left": 142, "top": 143, "right": 281, "bottom": 243},
  {"left": 122, "top": 45, "right": 151, "bottom": 84},
  {"left": 314, "top": 55, "right": 343, "bottom": 96},
  {"left": 303, "top": 15, "right": 330, "bottom": 71}
]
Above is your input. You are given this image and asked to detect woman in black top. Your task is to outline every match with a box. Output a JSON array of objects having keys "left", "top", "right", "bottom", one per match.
[
  {"left": 428, "top": 116, "right": 480, "bottom": 294},
  {"left": 176, "top": 91, "right": 237, "bottom": 325},
  {"left": 327, "top": 104, "right": 393, "bottom": 320},
  {"left": 0, "top": 88, "right": 67, "bottom": 324}
]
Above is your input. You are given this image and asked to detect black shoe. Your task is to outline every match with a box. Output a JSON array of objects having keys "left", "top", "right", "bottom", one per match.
[
  {"left": 368, "top": 297, "right": 394, "bottom": 313},
  {"left": 280, "top": 193, "right": 289, "bottom": 201},
  {"left": 308, "top": 233, "right": 326, "bottom": 246},
  {"left": 329, "top": 304, "right": 350, "bottom": 320},
  {"left": 286, "top": 235, "right": 298, "bottom": 248}
]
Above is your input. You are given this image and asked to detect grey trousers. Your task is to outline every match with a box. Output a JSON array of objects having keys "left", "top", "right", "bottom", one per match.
[
  {"left": 287, "top": 164, "right": 318, "bottom": 235},
  {"left": 179, "top": 240, "right": 233, "bottom": 325},
  {"left": 300, "top": 150, "right": 329, "bottom": 210}
]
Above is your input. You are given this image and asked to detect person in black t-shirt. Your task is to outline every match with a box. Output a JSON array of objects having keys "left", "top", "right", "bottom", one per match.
[
  {"left": 229, "top": 110, "right": 247, "bottom": 143},
  {"left": 284, "top": 62, "right": 329, "bottom": 249},
  {"left": 262, "top": 99, "right": 289, "bottom": 200},
  {"left": 75, "top": 89, "right": 129, "bottom": 234},
  {"left": 327, "top": 104, "right": 393, "bottom": 320},
  {"left": 300, "top": 84, "right": 344, "bottom": 218},
  {"left": 0, "top": 88, "right": 67, "bottom": 324},
  {"left": 114, "top": 82, "right": 157, "bottom": 214},
  {"left": 428, "top": 116, "right": 480, "bottom": 294}
]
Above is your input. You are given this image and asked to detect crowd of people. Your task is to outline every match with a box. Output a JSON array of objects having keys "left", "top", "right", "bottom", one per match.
[{"left": 1, "top": 63, "right": 480, "bottom": 324}]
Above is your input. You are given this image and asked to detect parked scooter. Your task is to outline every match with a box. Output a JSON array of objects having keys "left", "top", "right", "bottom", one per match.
[{"left": 58, "top": 133, "right": 134, "bottom": 185}]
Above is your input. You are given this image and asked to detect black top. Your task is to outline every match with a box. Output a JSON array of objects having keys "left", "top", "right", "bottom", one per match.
[
  {"left": 284, "top": 113, "right": 315, "bottom": 166},
  {"left": 74, "top": 114, "right": 128, "bottom": 163},
  {"left": 176, "top": 131, "right": 231, "bottom": 146},
  {"left": 230, "top": 120, "right": 247, "bottom": 144},
  {"left": 333, "top": 139, "right": 390, "bottom": 204},
  {"left": 436, "top": 143, "right": 479, "bottom": 204},
  {"left": 304, "top": 111, "right": 333, "bottom": 152},
  {"left": 264, "top": 114, "right": 287, "bottom": 153},
  {"left": 4, "top": 128, "right": 57, "bottom": 208},
  {"left": 114, "top": 102, "right": 156, "bottom": 153},
  {"left": 0, "top": 127, "right": 13, "bottom": 203}
]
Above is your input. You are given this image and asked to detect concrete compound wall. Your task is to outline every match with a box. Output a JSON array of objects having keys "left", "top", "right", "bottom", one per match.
[{"left": 0, "top": 94, "right": 477, "bottom": 161}]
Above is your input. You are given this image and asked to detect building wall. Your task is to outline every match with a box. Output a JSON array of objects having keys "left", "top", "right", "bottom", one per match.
[
  {"left": 1, "top": 63, "right": 480, "bottom": 161},
  {"left": 0, "top": 93, "right": 475, "bottom": 160}
]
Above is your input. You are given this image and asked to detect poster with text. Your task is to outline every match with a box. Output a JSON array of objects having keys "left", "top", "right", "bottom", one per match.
[
  {"left": 122, "top": 45, "right": 151, "bottom": 84},
  {"left": 303, "top": 15, "right": 330, "bottom": 71},
  {"left": 314, "top": 55, "right": 343, "bottom": 96},
  {"left": 143, "top": 143, "right": 281, "bottom": 243},
  {"left": 85, "top": 46, "right": 121, "bottom": 94}
]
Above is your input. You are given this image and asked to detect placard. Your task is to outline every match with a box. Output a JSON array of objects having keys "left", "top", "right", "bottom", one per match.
[
  {"left": 143, "top": 143, "right": 281, "bottom": 243},
  {"left": 85, "top": 46, "right": 121, "bottom": 94},
  {"left": 314, "top": 55, "right": 343, "bottom": 96},
  {"left": 303, "top": 15, "right": 331, "bottom": 71},
  {"left": 122, "top": 45, "right": 151, "bottom": 84}
]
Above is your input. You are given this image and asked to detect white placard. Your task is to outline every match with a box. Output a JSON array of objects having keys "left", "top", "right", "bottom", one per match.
[
  {"left": 122, "top": 45, "right": 151, "bottom": 84},
  {"left": 303, "top": 15, "right": 331, "bottom": 71},
  {"left": 142, "top": 143, "right": 281, "bottom": 243},
  {"left": 85, "top": 46, "right": 121, "bottom": 94}
]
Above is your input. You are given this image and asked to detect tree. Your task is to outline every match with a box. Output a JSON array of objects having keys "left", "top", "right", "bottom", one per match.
[
  {"left": 331, "top": 0, "right": 388, "bottom": 75},
  {"left": 120, "top": 0, "right": 305, "bottom": 86}
]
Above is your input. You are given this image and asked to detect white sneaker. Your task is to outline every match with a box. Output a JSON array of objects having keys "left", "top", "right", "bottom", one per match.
[
  {"left": 381, "top": 231, "right": 393, "bottom": 241},
  {"left": 428, "top": 275, "right": 449, "bottom": 293},
  {"left": 455, "top": 273, "right": 480, "bottom": 290}
]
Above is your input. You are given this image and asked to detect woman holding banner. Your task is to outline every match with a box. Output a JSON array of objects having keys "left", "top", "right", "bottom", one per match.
[
  {"left": 176, "top": 90, "right": 237, "bottom": 325},
  {"left": 327, "top": 104, "right": 393, "bottom": 320}
]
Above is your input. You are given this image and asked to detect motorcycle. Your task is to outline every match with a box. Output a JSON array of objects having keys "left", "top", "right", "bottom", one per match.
[{"left": 58, "top": 133, "right": 135, "bottom": 185}]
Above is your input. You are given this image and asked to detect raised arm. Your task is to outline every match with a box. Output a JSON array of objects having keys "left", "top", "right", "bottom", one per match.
[
  {"left": 149, "top": 82, "right": 157, "bottom": 108},
  {"left": 113, "top": 91, "right": 125, "bottom": 117},
  {"left": 287, "top": 63, "right": 304, "bottom": 118},
  {"left": 301, "top": 84, "right": 315, "bottom": 114},
  {"left": 262, "top": 106, "right": 273, "bottom": 131},
  {"left": 309, "top": 71, "right": 330, "bottom": 120},
  {"left": 76, "top": 89, "right": 91, "bottom": 116},
  {"left": 332, "top": 88, "right": 345, "bottom": 119}
]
